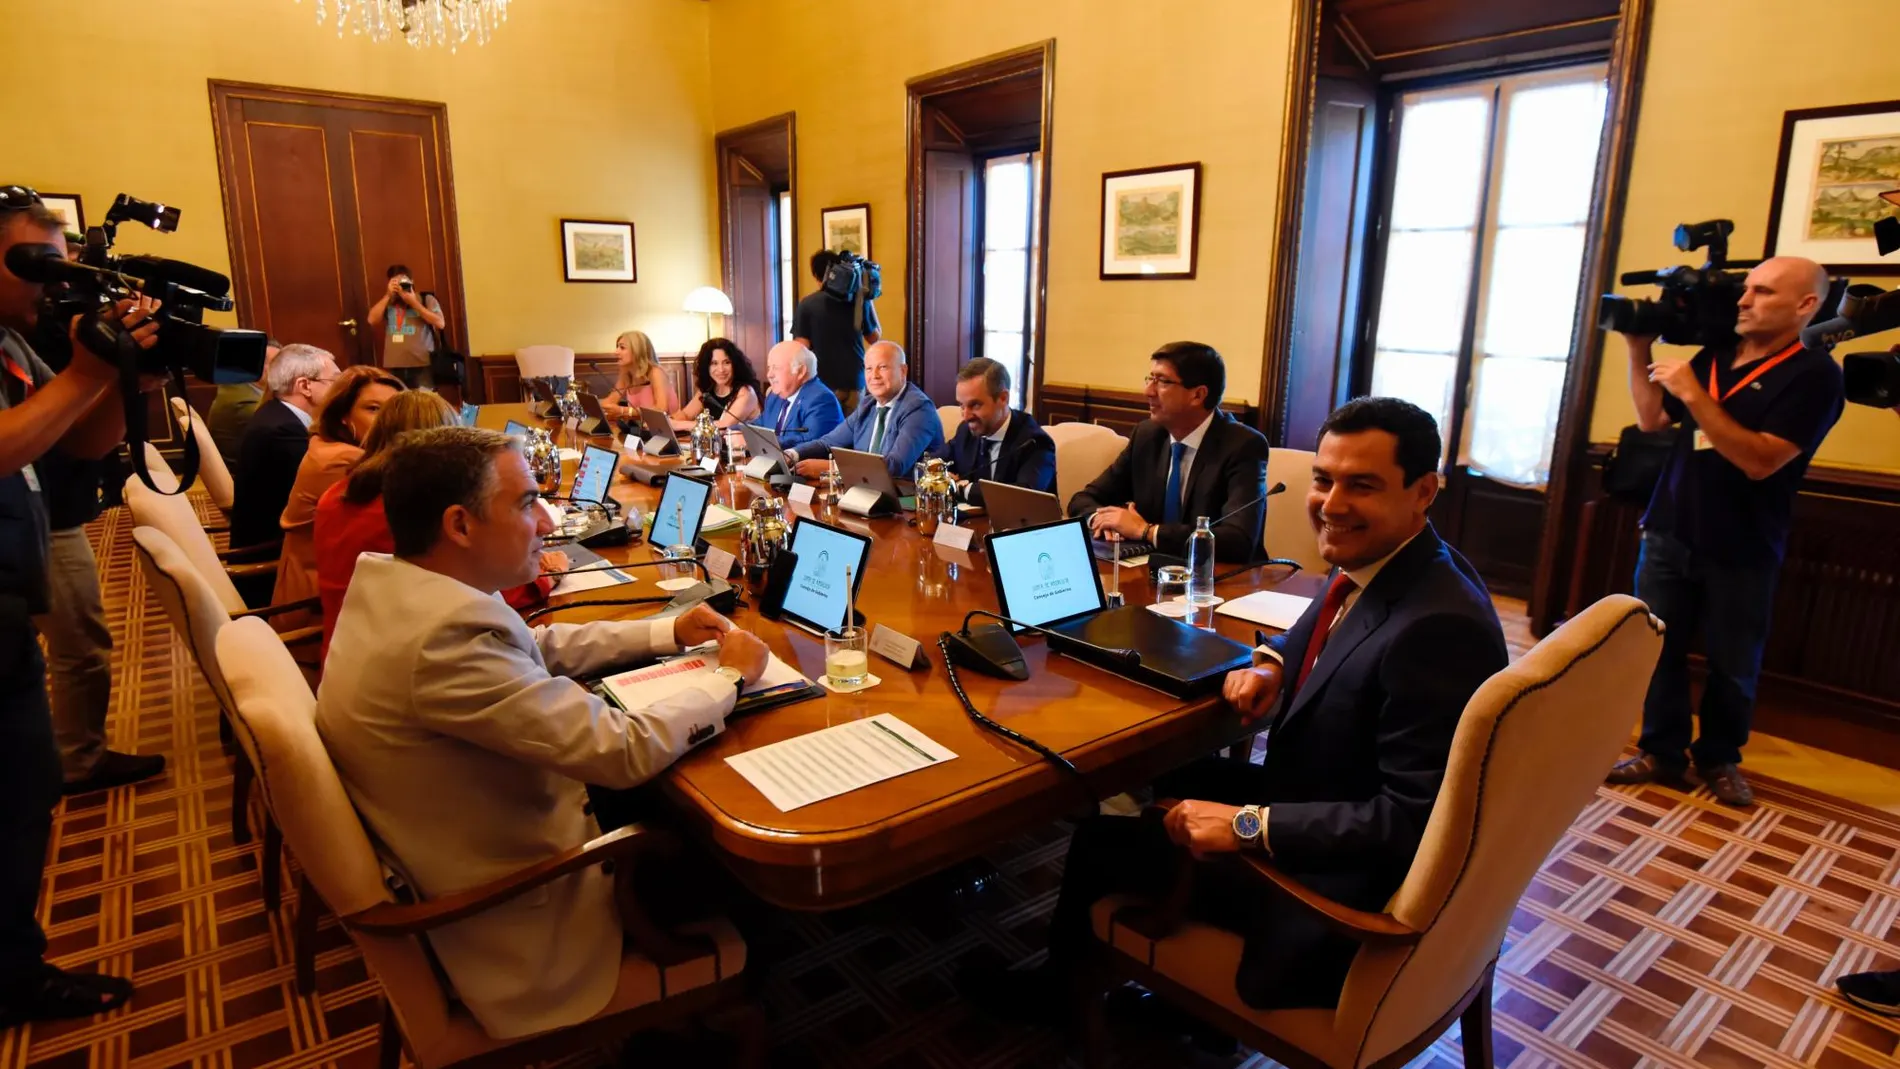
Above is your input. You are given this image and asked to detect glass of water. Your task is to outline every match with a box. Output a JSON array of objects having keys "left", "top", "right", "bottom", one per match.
[
  {"left": 1153, "top": 565, "right": 1190, "bottom": 617},
  {"left": 825, "top": 626, "right": 869, "bottom": 687}
]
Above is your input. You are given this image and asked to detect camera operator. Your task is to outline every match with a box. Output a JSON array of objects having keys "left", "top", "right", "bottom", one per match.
[
  {"left": 1607, "top": 256, "right": 1844, "bottom": 807},
  {"left": 793, "top": 250, "right": 880, "bottom": 415},
  {"left": 367, "top": 264, "right": 444, "bottom": 389},
  {"left": 0, "top": 186, "right": 164, "bottom": 1024}
]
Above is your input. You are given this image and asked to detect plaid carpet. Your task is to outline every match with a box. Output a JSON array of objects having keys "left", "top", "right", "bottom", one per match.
[{"left": 5, "top": 502, "right": 1898, "bottom": 1068}]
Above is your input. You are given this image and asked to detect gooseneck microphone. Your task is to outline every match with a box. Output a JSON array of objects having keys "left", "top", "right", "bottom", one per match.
[
  {"left": 1210, "top": 481, "right": 1287, "bottom": 530},
  {"left": 944, "top": 609, "right": 1141, "bottom": 682}
]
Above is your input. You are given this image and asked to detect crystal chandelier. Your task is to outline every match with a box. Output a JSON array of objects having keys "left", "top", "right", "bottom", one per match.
[{"left": 303, "top": 0, "right": 512, "bottom": 51}]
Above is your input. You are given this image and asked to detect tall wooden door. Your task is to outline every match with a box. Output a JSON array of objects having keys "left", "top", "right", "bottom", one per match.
[
  {"left": 726, "top": 153, "right": 778, "bottom": 364},
  {"left": 210, "top": 81, "right": 467, "bottom": 367},
  {"left": 918, "top": 139, "right": 977, "bottom": 403}
]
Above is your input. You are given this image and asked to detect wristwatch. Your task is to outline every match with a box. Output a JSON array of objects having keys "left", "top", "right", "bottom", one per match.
[
  {"left": 1231, "top": 805, "right": 1265, "bottom": 850},
  {"left": 713, "top": 665, "right": 744, "bottom": 695}
]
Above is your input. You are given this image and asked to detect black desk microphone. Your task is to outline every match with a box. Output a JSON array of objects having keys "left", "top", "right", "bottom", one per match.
[{"left": 944, "top": 609, "right": 1142, "bottom": 681}]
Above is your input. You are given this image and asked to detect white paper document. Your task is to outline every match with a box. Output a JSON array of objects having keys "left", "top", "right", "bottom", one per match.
[
  {"left": 702, "top": 503, "right": 748, "bottom": 532},
  {"left": 725, "top": 713, "right": 958, "bottom": 812},
  {"left": 1215, "top": 589, "right": 1314, "bottom": 630},
  {"left": 602, "top": 648, "right": 807, "bottom": 708},
  {"left": 551, "top": 560, "right": 637, "bottom": 596}
]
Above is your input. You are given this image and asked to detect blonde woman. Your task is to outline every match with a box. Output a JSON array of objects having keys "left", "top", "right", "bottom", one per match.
[{"left": 600, "top": 330, "right": 677, "bottom": 422}]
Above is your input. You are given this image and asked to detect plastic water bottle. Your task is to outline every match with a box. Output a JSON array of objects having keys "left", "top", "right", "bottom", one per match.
[{"left": 1186, "top": 515, "right": 1216, "bottom": 607}]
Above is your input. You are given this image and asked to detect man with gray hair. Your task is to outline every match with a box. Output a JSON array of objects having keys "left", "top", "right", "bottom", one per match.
[
  {"left": 753, "top": 339, "right": 843, "bottom": 450},
  {"left": 788, "top": 340, "right": 946, "bottom": 478},
  {"left": 928, "top": 356, "right": 1055, "bottom": 506},
  {"left": 231, "top": 343, "right": 337, "bottom": 550}
]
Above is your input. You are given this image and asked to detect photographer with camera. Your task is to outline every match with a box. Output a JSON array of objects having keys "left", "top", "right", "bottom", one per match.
[
  {"left": 1607, "top": 256, "right": 1843, "bottom": 807},
  {"left": 367, "top": 264, "right": 445, "bottom": 389},
  {"left": 793, "top": 249, "right": 881, "bottom": 415},
  {"left": 0, "top": 186, "right": 165, "bottom": 1026}
]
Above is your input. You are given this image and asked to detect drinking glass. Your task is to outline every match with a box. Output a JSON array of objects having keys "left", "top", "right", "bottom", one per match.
[
  {"left": 659, "top": 542, "right": 697, "bottom": 584},
  {"left": 825, "top": 627, "right": 870, "bottom": 687},
  {"left": 1153, "top": 565, "right": 1191, "bottom": 617}
]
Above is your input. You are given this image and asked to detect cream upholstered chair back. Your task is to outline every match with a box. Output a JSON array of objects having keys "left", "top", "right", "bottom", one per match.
[
  {"left": 515, "top": 345, "right": 576, "bottom": 380},
  {"left": 937, "top": 404, "right": 962, "bottom": 441},
  {"left": 169, "top": 396, "right": 236, "bottom": 510},
  {"left": 136, "top": 441, "right": 181, "bottom": 493},
  {"left": 1264, "top": 447, "right": 1326, "bottom": 574},
  {"left": 132, "top": 526, "right": 256, "bottom": 768},
  {"left": 1327, "top": 595, "right": 1662, "bottom": 1067},
  {"left": 215, "top": 618, "right": 457, "bottom": 1053},
  {"left": 125, "top": 477, "right": 246, "bottom": 615},
  {"left": 1046, "top": 422, "right": 1126, "bottom": 507}
]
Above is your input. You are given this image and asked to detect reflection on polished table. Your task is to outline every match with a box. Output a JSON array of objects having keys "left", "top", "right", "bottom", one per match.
[{"left": 478, "top": 403, "right": 1321, "bottom": 910}]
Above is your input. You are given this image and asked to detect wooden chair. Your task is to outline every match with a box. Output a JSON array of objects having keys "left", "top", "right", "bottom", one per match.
[
  {"left": 1264, "top": 446, "right": 1327, "bottom": 574},
  {"left": 1046, "top": 421, "right": 1126, "bottom": 507},
  {"left": 131, "top": 525, "right": 323, "bottom": 993},
  {"left": 215, "top": 617, "right": 759, "bottom": 1069},
  {"left": 1084, "top": 594, "right": 1663, "bottom": 1069},
  {"left": 169, "top": 395, "right": 237, "bottom": 512}
]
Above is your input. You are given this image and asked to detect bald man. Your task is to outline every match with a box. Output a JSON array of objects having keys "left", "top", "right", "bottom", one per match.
[
  {"left": 786, "top": 341, "right": 945, "bottom": 478},
  {"left": 1608, "top": 256, "right": 1843, "bottom": 806}
]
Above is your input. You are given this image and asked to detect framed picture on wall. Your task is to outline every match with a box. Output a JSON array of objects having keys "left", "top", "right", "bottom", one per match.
[
  {"left": 560, "top": 219, "right": 637, "bottom": 283},
  {"left": 1100, "top": 162, "right": 1202, "bottom": 280},
  {"left": 1764, "top": 99, "right": 1900, "bottom": 275},
  {"left": 820, "top": 204, "right": 872, "bottom": 257},
  {"left": 38, "top": 192, "right": 84, "bottom": 237}
]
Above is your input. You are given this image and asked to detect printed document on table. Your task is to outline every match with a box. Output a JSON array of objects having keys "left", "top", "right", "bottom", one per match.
[
  {"left": 602, "top": 649, "right": 807, "bottom": 707},
  {"left": 551, "top": 560, "right": 637, "bottom": 596},
  {"left": 1215, "top": 589, "right": 1314, "bottom": 630},
  {"left": 725, "top": 714, "right": 958, "bottom": 812}
]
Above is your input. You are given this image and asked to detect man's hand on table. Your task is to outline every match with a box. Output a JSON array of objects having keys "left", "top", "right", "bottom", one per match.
[
  {"left": 1222, "top": 662, "right": 1284, "bottom": 725},
  {"left": 793, "top": 458, "right": 830, "bottom": 478},
  {"left": 675, "top": 603, "right": 734, "bottom": 647},
  {"left": 674, "top": 604, "right": 772, "bottom": 685}
]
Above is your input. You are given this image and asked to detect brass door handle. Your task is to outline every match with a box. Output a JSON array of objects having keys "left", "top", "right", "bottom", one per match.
[{"left": 338, "top": 318, "right": 358, "bottom": 334}]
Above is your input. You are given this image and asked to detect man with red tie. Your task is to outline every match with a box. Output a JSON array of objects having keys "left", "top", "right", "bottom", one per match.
[{"left": 968, "top": 397, "right": 1506, "bottom": 1026}]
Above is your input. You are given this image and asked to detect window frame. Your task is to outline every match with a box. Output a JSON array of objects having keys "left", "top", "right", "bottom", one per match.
[{"left": 976, "top": 149, "right": 1040, "bottom": 402}]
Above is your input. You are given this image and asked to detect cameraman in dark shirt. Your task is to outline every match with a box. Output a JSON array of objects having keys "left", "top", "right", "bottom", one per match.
[
  {"left": 1607, "top": 256, "right": 1844, "bottom": 807},
  {"left": 0, "top": 187, "right": 163, "bottom": 1026},
  {"left": 792, "top": 249, "right": 880, "bottom": 415}
]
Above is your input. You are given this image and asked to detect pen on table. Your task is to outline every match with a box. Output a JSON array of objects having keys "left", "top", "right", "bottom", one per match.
[{"left": 869, "top": 719, "right": 937, "bottom": 764}]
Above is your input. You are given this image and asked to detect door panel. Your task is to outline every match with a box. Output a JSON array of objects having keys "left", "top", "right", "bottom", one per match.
[
  {"left": 728, "top": 154, "right": 777, "bottom": 363},
  {"left": 212, "top": 82, "right": 466, "bottom": 371},
  {"left": 920, "top": 147, "right": 977, "bottom": 403}
]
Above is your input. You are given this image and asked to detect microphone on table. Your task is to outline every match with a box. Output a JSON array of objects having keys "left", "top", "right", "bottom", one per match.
[{"left": 944, "top": 609, "right": 1141, "bottom": 682}]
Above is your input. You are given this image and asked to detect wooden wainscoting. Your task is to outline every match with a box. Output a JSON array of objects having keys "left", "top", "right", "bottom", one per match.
[
  {"left": 1567, "top": 445, "right": 1900, "bottom": 768},
  {"left": 1038, "top": 381, "right": 1257, "bottom": 436},
  {"left": 474, "top": 353, "right": 695, "bottom": 406}
]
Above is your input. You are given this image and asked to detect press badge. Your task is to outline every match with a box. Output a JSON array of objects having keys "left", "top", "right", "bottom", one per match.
[
  {"left": 21, "top": 463, "right": 39, "bottom": 492},
  {"left": 1693, "top": 429, "right": 1713, "bottom": 452}
]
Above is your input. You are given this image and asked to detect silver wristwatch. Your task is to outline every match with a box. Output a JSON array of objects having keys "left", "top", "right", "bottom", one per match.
[
  {"left": 1231, "top": 805, "right": 1265, "bottom": 849},
  {"left": 713, "top": 666, "right": 744, "bottom": 694}
]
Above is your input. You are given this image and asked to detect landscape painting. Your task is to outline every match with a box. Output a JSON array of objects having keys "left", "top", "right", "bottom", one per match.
[
  {"left": 1100, "top": 162, "right": 1201, "bottom": 279},
  {"left": 1806, "top": 136, "right": 1900, "bottom": 239},
  {"left": 1766, "top": 100, "right": 1900, "bottom": 274},
  {"left": 561, "top": 219, "right": 636, "bottom": 283},
  {"left": 821, "top": 204, "right": 871, "bottom": 259}
]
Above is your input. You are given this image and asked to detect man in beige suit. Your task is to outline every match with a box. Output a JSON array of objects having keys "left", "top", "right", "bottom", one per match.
[{"left": 316, "top": 426, "right": 769, "bottom": 1039}]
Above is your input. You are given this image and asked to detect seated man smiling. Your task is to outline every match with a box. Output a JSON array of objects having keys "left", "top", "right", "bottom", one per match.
[{"left": 316, "top": 426, "right": 769, "bottom": 1039}]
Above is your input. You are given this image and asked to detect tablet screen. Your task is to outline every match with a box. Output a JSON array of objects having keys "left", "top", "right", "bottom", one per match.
[
  {"left": 571, "top": 445, "right": 617, "bottom": 505},
  {"left": 503, "top": 419, "right": 529, "bottom": 439},
  {"left": 650, "top": 474, "right": 712, "bottom": 548},
  {"left": 781, "top": 518, "right": 871, "bottom": 633},
  {"left": 988, "top": 518, "right": 1104, "bottom": 628}
]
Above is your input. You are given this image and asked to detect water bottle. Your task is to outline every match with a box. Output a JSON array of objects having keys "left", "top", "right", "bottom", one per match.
[{"left": 1186, "top": 515, "right": 1216, "bottom": 607}]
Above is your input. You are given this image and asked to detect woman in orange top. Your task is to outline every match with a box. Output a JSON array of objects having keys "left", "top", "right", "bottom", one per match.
[
  {"left": 313, "top": 392, "right": 568, "bottom": 661},
  {"left": 270, "top": 365, "right": 403, "bottom": 629},
  {"left": 600, "top": 329, "right": 676, "bottom": 422}
]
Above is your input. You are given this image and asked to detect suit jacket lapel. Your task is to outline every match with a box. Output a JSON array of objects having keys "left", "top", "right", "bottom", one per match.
[{"left": 1179, "top": 413, "right": 1227, "bottom": 518}]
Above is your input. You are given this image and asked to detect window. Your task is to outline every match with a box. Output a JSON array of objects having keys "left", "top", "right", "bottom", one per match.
[
  {"left": 981, "top": 152, "right": 1039, "bottom": 396},
  {"left": 777, "top": 190, "right": 794, "bottom": 342},
  {"left": 1367, "top": 66, "right": 1608, "bottom": 487}
]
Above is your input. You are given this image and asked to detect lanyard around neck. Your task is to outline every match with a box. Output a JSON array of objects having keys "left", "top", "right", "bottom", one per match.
[{"left": 1708, "top": 341, "right": 1800, "bottom": 403}]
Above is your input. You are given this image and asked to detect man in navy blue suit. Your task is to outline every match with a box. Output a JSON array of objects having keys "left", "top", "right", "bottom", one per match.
[
  {"left": 788, "top": 341, "right": 945, "bottom": 478},
  {"left": 971, "top": 397, "right": 1507, "bottom": 1022},
  {"left": 928, "top": 357, "right": 1054, "bottom": 505},
  {"left": 753, "top": 341, "right": 843, "bottom": 451}
]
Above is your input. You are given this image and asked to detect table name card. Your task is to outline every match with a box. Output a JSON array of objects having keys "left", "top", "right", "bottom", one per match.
[
  {"left": 932, "top": 522, "right": 975, "bottom": 551},
  {"left": 869, "top": 623, "right": 930, "bottom": 672},
  {"left": 789, "top": 482, "right": 816, "bottom": 505},
  {"left": 702, "top": 545, "right": 737, "bottom": 581}
]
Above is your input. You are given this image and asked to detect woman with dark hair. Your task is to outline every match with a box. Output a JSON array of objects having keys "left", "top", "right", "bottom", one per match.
[
  {"left": 270, "top": 365, "right": 404, "bottom": 628},
  {"left": 668, "top": 337, "right": 762, "bottom": 429}
]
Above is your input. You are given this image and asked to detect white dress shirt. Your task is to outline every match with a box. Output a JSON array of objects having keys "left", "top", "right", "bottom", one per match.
[
  {"left": 963, "top": 410, "right": 1012, "bottom": 499},
  {"left": 287, "top": 402, "right": 314, "bottom": 429}
]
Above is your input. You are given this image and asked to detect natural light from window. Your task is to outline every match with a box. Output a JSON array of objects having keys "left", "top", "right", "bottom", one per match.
[
  {"left": 777, "top": 191, "right": 794, "bottom": 343},
  {"left": 983, "top": 152, "right": 1036, "bottom": 393}
]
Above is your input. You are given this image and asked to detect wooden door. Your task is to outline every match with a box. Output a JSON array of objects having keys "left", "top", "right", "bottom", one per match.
[
  {"left": 726, "top": 152, "right": 778, "bottom": 363},
  {"left": 919, "top": 142, "right": 977, "bottom": 403},
  {"left": 210, "top": 82, "right": 467, "bottom": 368}
]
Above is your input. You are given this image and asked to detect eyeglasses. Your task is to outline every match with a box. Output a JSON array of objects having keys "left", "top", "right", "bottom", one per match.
[
  {"left": 1142, "top": 373, "right": 1184, "bottom": 389},
  {"left": 1, "top": 186, "right": 43, "bottom": 209}
]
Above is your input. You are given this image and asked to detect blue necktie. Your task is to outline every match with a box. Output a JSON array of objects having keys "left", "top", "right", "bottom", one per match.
[{"left": 1163, "top": 441, "right": 1187, "bottom": 525}]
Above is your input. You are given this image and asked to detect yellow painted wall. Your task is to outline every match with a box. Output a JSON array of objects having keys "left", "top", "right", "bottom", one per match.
[
  {"left": 1589, "top": 0, "right": 1900, "bottom": 473},
  {"left": 708, "top": 0, "right": 1296, "bottom": 404},
  {"left": 0, "top": 0, "right": 716, "bottom": 356}
]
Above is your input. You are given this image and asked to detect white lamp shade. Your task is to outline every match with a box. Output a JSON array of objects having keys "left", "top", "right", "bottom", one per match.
[{"left": 683, "top": 287, "right": 734, "bottom": 316}]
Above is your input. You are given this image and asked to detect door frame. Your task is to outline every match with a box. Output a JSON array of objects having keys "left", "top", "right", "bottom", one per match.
[
  {"left": 715, "top": 111, "right": 797, "bottom": 347},
  {"left": 207, "top": 80, "right": 470, "bottom": 361},
  {"left": 904, "top": 40, "right": 1055, "bottom": 409}
]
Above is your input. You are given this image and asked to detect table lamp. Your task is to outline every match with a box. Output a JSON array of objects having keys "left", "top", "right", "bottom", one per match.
[{"left": 683, "top": 286, "right": 734, "bottom": 341}]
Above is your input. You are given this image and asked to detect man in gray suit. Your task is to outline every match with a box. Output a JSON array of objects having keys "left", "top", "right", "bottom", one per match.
[{"left": 316, "top": 426, "right": 768, "bottom": 1039}]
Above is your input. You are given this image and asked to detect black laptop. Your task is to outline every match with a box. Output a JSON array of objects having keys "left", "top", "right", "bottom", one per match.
[{"left": 984, "top": 517, "right": 1251, "bottom": 698}]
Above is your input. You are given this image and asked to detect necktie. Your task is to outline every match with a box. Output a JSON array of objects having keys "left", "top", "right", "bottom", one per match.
[
  {"left": 1162, "top": 441, "right": 1187, "bottom": 525},
  {"left": 775, "top": 395, "right": 791, "bottom": 434},
  {"left": 870, "top": 406, "right": 890, "bottom": 454},
  {"left": 975, "top": 437, "right": 995, "bottom": 482},
  {"left": 1294, "top": 572, "right": 1357, "bottom": 695}
]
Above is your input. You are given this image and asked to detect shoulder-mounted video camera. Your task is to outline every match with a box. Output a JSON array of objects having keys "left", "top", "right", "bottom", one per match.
[
  {"left": 1808, "top": 191, "right": 1900, "bottom": 407},
  {"left": 1596, "top": 220, "right": 1753, "bottom": 348},
  {"left": 821, "top": 249, "right": 882, "bottom": 306},
  {"left": 3, "top": 193, "right": 266, "bottom": 385}
]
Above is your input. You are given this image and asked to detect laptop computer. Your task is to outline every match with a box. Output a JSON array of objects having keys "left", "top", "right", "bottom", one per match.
[
  {"left": 980, "top": 481, "right": 1062, "bottom": 534},
  {"left": 984, "top": 517, "right": 1251, "bottom": 698}
]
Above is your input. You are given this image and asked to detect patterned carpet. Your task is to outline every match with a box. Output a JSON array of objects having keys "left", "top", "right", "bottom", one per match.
[{"left": 5, "top": 502, "right": 1900, "bottom": 1069}]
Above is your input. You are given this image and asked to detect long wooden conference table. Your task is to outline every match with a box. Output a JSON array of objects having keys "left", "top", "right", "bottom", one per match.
[{"left": 479, "top": 403, "right": 1322, "bottom": 911}]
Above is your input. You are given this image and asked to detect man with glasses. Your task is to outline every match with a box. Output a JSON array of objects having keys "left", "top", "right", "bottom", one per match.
[
  {"left": 1069, "top": 341, "right": 1269, "bottom": 561},
  {"left": 0, "top": 185, "right": 162, "bottom": 1027},
  {"left": 231, "top": 343, "right": 338, "bottom": 551}
]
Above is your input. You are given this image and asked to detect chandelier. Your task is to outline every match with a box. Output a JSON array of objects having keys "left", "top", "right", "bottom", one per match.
[{"left": 304, "top": 0, "right": 512, "bottom": 51}]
